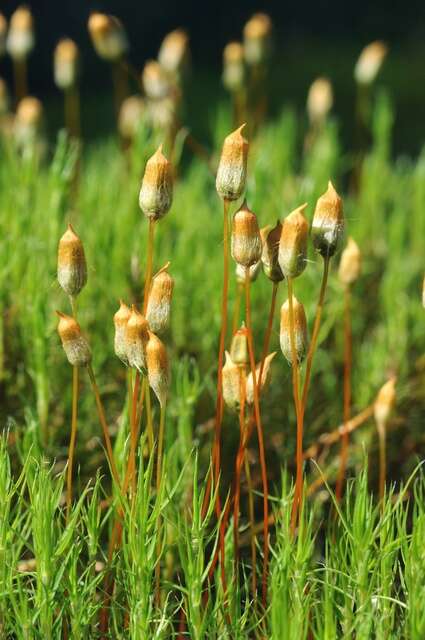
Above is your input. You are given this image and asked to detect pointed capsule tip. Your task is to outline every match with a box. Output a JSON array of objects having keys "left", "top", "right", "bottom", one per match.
[{"left": 327, "top": 180, "right": 338, "bottom": 195}]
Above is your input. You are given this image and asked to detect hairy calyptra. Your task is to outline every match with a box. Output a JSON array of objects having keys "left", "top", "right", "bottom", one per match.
[
  {"left": 125, "top": 306, "right": 149, "bottom": 371},
  {"left": 56, "top": 312, "right": 91, "bottom": 366},
  {"left": 216, "top": 124, "right": 249, "bottom": 201},
  {"left": 280, "top": 297, "right": 308, "bottom": 364},
  {"left": 57, "top": 224, "right": 87, "bottom": 298},
  {"left": 145, "top": 331, "right": 169, "bottom": 407},
  {"left": 311, "top": 181, "right": 344, "bottom": 258},
  {"left": 113, "top": 300, "right": 131, "bottom": 364},
  {"left": 139, "top": 145, "right": 173, "bottom": 220},
  {"left": 146, "top": 263, "right": 174, "bottom": 335},
  {"left": 278, "top": 204, "right": 309, "bottom": 279},
  {"left": 231, "top": 201, "right": 262, "bottom": 268}
]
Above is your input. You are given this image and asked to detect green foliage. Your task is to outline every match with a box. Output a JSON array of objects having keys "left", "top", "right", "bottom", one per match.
[{"left": 0, "top": 87, "right": 424, "bottom": 636}]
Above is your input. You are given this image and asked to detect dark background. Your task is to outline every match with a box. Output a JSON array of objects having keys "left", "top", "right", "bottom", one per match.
[{"left": 1, "top": 0, "right": 425, "bottom": 152}]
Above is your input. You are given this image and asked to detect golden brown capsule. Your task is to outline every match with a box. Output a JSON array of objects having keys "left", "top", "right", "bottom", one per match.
[
  {"left": 280, "top": 297, "right": 308, "bottom": 364},
  {"left": 222, "top": 351, "right": 244, "bottom": 411},
  {"left": 142, "top": 60, "right": 171, "bottom": 100},
  {"left": 139, "top": 145, "right": 173, "bottom": 220},
  {"left": 354, "top": 41, "right": 387, "bottom": 85},
  {"left": 216, "top": 124, "right": 249, "bottom": 201},
  {"left": 145, "top": 330, "right": 169, "bottom": 407},
  {"left": 16, "top": 96, "right": 42, "bottom": 125},
  {"left": 261, "top": 221, "right": 284, "bottom": 282},
  {"left": 374, "top": 377, "right": 396, "bottom": 430},
  {"left": 118, "top": 95, "right": 145, "bottom": 140},
  {"left": 14, "top": 96, "right": 43, "bottom": 147},
  {"left": 146, "top": 263, "right": 174, "bottom": 335},
  {"left": 125, "top": 306, "right": 149, "bottom": 371},
  {"left": 235, "top": 260, "right": 262, "bottom": 284},
  {"left": 230, "top": 323, "right": 249, "bottom": 366},
  {"left": 88, "top": 12, "right": 128, "bottom": 61},
  {"left": 113, "top": 300, "right": 131, "bottom": 363},
  {"left": 338, "top": 237, "right": 361, "bottom": 285},
  {"left": 231, "top": 200, "right": 262, "bottom": 267},
  {"left": 311, "top": 181, "right": 344, "bottom": 258},
  {"left": 246, "top": 352, "right": 276, "bottom": 404},
  {"left": 222, "top": 42, "right": 245, "bottom": 92},
  {"left": 56, "top": 311, "right": 91, "bottom": 366},
  {"left": 7, "top": 6, "right": 34, "bottom": 60},
  {"left": 54, "top": 38, "right": 79, "bottom": 90},
  {"left": 278, "top": 204, "right": 309, "bottom": 279},
  {"left": 158, "top": 29, "right": 189, "bottom": 79},
  {"left": 307, "top": 77, "right": 333, "bottom": 127},
  {"left": 57, "top": 224, "right": 87, "bottom": 297},
  {"left": 146, "top": 95, "right": 177, "bottom": 130},
  {"left": 243, "top": 13, "right": 272, "bottom": 66}
]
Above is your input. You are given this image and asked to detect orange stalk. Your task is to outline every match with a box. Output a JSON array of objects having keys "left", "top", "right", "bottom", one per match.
[
  {"left": 143, "top": 219, "right": 156, "bottom": 314},
  {"left": 244, "top": 268, "right": 269, "bottom": 608},
  {"left": 66, "top": 365, "right": 79, "bottom": 521},
  {"left": 244, "top": 454, "right": 257, "bottom": 596},
  {"left": 87, "top": 365, "right": 121, "bottom": 492},
  {"left": 301, "top": 257, "right": 330, "bottom": 413},
  {"left": 155, "top": 404, "right": 166, "bottom": 606},
  {"left": 14, "top": 57, "right": 27, "bottom": 104},
  {"left": 287, "top": 278, "right": 304, "bottom": 535},
  {"left": 64, "top": 86, "right": 81, "bottom": 138},
  {"left": 233, "top": 371, "right": 247, "bottom": 565},
  {"left": 129, "top": 371, "right": 141, "bottom": 494},
  {"left": 335, "top": 284, "right": 352, "bottom": 502}
]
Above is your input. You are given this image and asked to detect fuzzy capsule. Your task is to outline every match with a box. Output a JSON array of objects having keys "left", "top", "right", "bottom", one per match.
[
  {"left": 16, "top": 96, "right": 42, "bottom": 125},
  {"left": 222, "top": 351, "right": 244, "bottom": 411},
  {"left": 374, "top": 377, "right": 396, "bottom": 431},
  {"left": 146, "top": 264, "right": 174, "bottom": 334},
  {"left": 147, "top": 95, "right": 177, "bottom": 130},
  {"left": 230, "top": 323, "right": 249, "bottom": 366},
  {"left": 354, "top": 41, "right": 387, "bottom": 85},
  {"left": 14, "top": 96, "right": 43, "bottom": 148},
  {"left": 139, "top": 145, "right": 173, "bottom": 221},
  {"left": 142, "top": 60, "right": 171, "bottom": 100},
  {"left": 113, "top": 300, "right": 131, "bottom": 363},
  {"left": 246, "top": 352, "right": 276, "bottom": 405},
  {"left": 7, "top": 6, "right": 34, "bottom": 60},
  {"left": 57, "top": 224, "right": 87, "bottom": 297},
  {"left": 222, "top": 42, "right": 245, "bottom": 92},
  {"left": 54, "top": 38, "right": 79, "bottom": 90},
  {"left": 243, "top": 13, "right": 272, "bottom": 66},
  {"left": 216, "top": 124, "right": 249, "bottom": 201},
  {"left": 88, "top": 13, "right": 128, "bottom": 61},
  {"left": 158, "top": 29, "right": 189, "bottom": 78},
  {"left": 0, "top": 14, "right": 7, "bottom": 57},
  {"left": 278, "top": 204, "right": 309, "bottom": 279},
  {"left": 307, "top": 77, "right": 333, "bottom": 127},
  {"left": 118, "top": 95, "right": 145, "bottom": 140},
  {"left": 146, "top": 331, "right": 169, "bottom": 407},
  {"left": 280, "top": 297, "right": 308, "bottom": 365},
  {"left": 338, "top": 237, "right": 361, "bottom": 285},
  {"left": 231, "top": 201, "right": 262, "bottom": 267},
  {"left": 311, "top": 181, "right": 344, "bottom": 258},
  {"left": 261, "top": 221, "right": 284, "bottom": 282},
  {"left": 235, "top": 260, "right": 261, "bottom": 284},
  {"left": 125, "top": 306, "right": 149, "bottom": 371},
  {"left": 56, "top": 312, "right": 91, "bottom": 366}
]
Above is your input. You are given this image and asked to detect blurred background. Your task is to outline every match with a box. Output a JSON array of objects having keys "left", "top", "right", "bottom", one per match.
[{"left": 1, "top": 0, "right": 425, "bottom": 152}]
